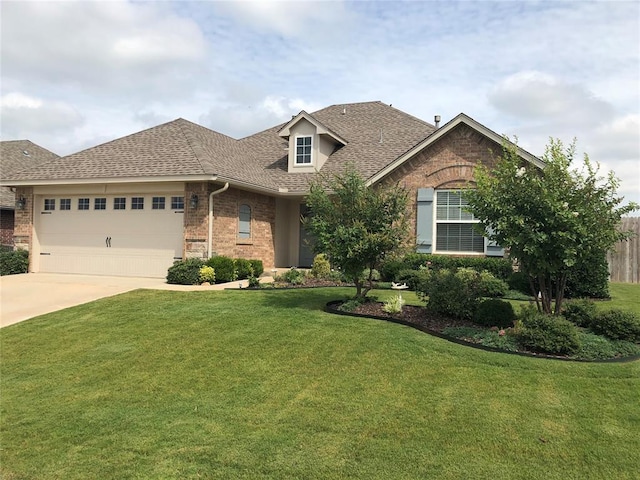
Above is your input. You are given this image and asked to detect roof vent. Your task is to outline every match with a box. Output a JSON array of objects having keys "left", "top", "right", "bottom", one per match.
[
  {"left": 342, "top": 107, "right": 346, "bottom": 115},
  {"left": 22, "top": 150, "right": 30, "bottom": 156},
  {"left": 434, "top": 115, "right": 441, "bottom": 128}
]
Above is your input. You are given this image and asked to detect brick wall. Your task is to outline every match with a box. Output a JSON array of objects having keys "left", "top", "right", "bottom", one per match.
[
  {"left": 379, "top": 123, "right": 502, "bottom": 245},
  {"left": 211, "top": 187, "right": 276, "bottom": 269},
  {"left": 0, "top": 209, "right": 14, "bottom": 246},
  {"left": 183, "top": 183, "right": 276, "bottom": 269},
  {"left": 12, "top": 187, "right": 34, "bottom": 269}
]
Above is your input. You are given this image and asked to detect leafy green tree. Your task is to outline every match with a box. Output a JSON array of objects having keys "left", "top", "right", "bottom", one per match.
[
  {"left": 304, "top": 166, "right": 409, "bottom": 299},
  {"left": 466, "top": 138, "right": 637, "bottom": 315}
]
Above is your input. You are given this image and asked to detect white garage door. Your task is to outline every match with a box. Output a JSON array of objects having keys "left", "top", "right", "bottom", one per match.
[{"left": 36, "top": 194, "right": 184, "bottom": 278}]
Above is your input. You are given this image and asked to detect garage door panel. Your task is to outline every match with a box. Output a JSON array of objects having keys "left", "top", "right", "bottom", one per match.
[{"left": 36, "top": 194, "right": 184, "bottom": 278}]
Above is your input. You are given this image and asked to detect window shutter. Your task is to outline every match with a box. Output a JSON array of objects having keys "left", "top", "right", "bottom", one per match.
[
  {"left": 416, "top": 188, "right": 434, "bottom": 253},
  {"left": 485, "top": 227, "right": 505, "bottom": 257}
]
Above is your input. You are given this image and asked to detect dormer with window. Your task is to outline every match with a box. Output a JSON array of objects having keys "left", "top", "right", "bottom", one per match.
[{"left": 278, "top": 111, "right": 347, "bottom": 173}]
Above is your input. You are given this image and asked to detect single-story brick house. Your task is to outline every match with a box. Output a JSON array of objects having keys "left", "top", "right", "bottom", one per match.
[
  {"left": 2, "top": 101, "right": 542, "bottom": 278},
  {"left": 0, "top": 140, "right": 59, "bottom": 247}
]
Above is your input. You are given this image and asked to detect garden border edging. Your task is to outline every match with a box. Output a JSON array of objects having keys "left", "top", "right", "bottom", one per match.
[{"left": 325, "top": 300, "right": 640, "bottom": 363}]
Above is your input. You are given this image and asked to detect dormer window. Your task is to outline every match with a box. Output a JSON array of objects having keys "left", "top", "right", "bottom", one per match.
[{"left": 295, "top": 136, "right": 312, "bottom": 165}]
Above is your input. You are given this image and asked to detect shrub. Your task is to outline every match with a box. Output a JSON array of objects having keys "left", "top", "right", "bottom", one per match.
[
  {"left": 0, "top": 249, "right": 29, "bottom": 276},
  {"left": 401, "top": 253, "right": 513, "bottom": 280},
  {"left": 198, "top": 265, "right": 215, "bottom": 284},
  {"left": 247, "top": 275, "right": 261, "bottom": 288},
  {"left": 562, "top": 299, "right": 597, "bottom": 327},
  {"left": 589, "top": 309, "right": 640, "bottom": 343},
  {"left": 507, "top": 271, "right": 531, "bottom": 295},
  {"left": 234, "top": 258, "right": 253, "bottom": 280},
  {"left": 473, "top": 299, "right": 516, "bottom": 328},
  {"left": 379, "top": 258, "right": 405, "bottom": 282},
  {"left": 249, "top": 259, "right": 264, "bottom": 277},
  {"left": 383, "top": 294, "right": 405, "bottom": 314},
  {"left": 418, "top": 267, "right": 483, "bottom": 320},
  {"left": 311, "top": 254, "right": 331, "bottom": 278},
  {"left": 478, "top": 270, "right": 508, "bottom": 297},
  {"left": 395, "top": 268, "right": 431, "bottom": 292},
  {"left": 167, "top": 258, "right": 205, "bottom": 285},
  {"left": 517, "top": 306, "right": 580, "bottom": 355},
  {"left": 279, "top": 267, "right": 306, "bottom": 285},
  {"left": 206, "top": 256, "right": 237, "bottom": 283}
]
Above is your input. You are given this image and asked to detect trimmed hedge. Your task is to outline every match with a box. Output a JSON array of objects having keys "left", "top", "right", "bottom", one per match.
[
  {"left": 589, "top": 309, "right": 640, "bottom": 343},
  {"left": 562, "top": 299, "right": 597, "bottom": 328},
  {"left": 473, "top": 299, "right": 516, "bottom": 328},
  {"left": 380, "top": 253, "right": 513, "bottom": 281},
  {"left": 167, "top": 258, "right": 205, "bottom": 285},
  {"left": 234, "top": 258, "right": 253, "bottom": 280},
  {"left": 517, "top": 307, "right": 581, "bottom": 355},
  {"left": 0, "top": 249, "right": 29, "bottom": 276},
  {"left": 206, "top": 256, "right": 237, "bottom": 283}
]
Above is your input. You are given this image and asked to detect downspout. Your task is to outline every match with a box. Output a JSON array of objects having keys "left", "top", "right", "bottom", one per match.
[{"left": 207, "top": 182, "right": 229, "bottom": 258}]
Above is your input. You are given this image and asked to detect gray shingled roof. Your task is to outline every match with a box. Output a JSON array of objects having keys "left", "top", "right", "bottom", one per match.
[
  {"left": 0, "top": 140, "right": 59, "bottom": 208},
  {"left": 3, "top": 101, "right": 436, "bottom": 194}
]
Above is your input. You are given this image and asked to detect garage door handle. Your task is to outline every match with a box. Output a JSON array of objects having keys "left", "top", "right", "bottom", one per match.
[{"left": 106, "top": 236, "right": 111, "bottom": 248}]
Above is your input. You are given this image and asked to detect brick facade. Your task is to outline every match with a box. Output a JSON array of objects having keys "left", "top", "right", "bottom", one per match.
[
  {"left": 211, "top": 187, "right": 276, "bottom": 269},
  {"left": 0, "top": 209, "right": 14, "bottom": 246},
  {"left": 379, "top": 124, "right": 502, "bottom": 246}
]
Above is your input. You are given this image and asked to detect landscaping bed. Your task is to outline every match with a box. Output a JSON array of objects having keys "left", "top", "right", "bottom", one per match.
[{"left": 326, "top": 299, "right": 640, "bottom": 362}]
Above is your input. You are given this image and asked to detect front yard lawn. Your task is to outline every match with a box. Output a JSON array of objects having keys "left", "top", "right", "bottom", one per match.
[{"left": 1, "top": 285, "right": 639, "bottom": 479}]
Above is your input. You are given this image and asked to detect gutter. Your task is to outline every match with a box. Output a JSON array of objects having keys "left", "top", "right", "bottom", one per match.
[{"left": 207, "top": 182, "right": 229, "bottom": 258}]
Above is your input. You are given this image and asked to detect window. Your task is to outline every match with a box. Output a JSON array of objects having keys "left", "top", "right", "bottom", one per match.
[
  {"left": 152, "top": 197, "right": 165, "bottom": 210},
  {"left": 44, "top": 199, "right": 55, "bottom": 211},
  {"left": 435, "top": 191, "right": 483, "bottom": 253},
  {"left": 94, "top": 198, "right": 106, "bottom": 210},
  {"left": 295, "top": 136, "right": 312, "bottom": 164},
  {"left": 132, "top": 197, "right": 144, "bottom": 210},
  {"left": 60, "top": 199, "right": 71, "bottom": 210},
  {"left": 114, "top": 197, "right": 126, "bottom": 210},
  {"left": 78, "top": 198, "right": 90, "bottom": 210},
  {"left": 171, "top": 196, "right": 184, "bottom": 210},
  {"left": 238, "top": 204, "right": 251, "bottom": 239}
]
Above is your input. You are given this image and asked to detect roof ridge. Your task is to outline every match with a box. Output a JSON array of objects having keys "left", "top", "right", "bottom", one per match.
[{"left": 175, "top": 119, "right": 209, "bottom": 174}]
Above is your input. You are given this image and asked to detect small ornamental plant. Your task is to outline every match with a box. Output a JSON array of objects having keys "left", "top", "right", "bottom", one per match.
[
  {"left": 383, "top": 294, "right": 405, "bottom": 315},
  {"left": 198, "top": 265, "right": 215, "bottom": 284}
]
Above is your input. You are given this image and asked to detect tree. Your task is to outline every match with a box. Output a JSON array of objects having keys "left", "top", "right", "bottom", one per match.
[
  {"left": 466, "top": 138, "right": 638, "bottom": 315},
  {"left": 304, "top": 166, "right": 409, "bottom": 299}
]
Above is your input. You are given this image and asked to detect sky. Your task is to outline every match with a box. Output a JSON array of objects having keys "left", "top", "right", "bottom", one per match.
[{"left": 1, "top": 0, "right": 639, "bottom": 206}]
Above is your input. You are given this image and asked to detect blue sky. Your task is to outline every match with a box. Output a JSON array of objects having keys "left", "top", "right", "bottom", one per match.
[{"left": 1, "top": 0, "right": 638, "bottom": 205}]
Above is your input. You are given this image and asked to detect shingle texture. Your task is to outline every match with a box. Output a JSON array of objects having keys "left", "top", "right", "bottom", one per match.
[
  {"left": 0, "top": 140, "right": 59, "bottom": 208},
  {"left": 3, "top": 101, "right": 436, "bottom": 194}
]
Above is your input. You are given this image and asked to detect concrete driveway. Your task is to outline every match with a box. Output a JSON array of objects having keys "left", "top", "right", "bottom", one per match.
[{"left": 0, "top": 273, "right": 257, "bottom": 328}]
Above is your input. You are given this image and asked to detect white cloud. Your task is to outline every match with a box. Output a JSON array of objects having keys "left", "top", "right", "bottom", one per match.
[
  {"left": 1, "top": 92, "right": 84, "bottom": 136},
  {"left": 488, "top": 71, "right": 614, "bottom": 127}
]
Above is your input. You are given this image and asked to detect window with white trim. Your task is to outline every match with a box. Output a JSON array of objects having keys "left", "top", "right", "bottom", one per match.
[
  {"left": 114, "top": 197, "right": 126, "bottom": 210},
  {"left": 171, "top": 196, "right": 184, "bottom": 210},
  {"left": 152, "top": 197, "right": 165, "bottom": 210},
  {"left": 94, "top": 198, "right": 107, "bottom": 210},
  {"left": 132, "top": 197, "right": 144, "bottom": 210},
  {"left": 435, "top": 190, "right": 484, "bottom": 253},
  {"left": 238, "top": 204, "right": 251, "bottom": 239},
  {"left": 295, "top": 136, "right": 312, "bottom": 164},
  {"left": 44, "top": 198, "right": 55, "bottom": 211}
]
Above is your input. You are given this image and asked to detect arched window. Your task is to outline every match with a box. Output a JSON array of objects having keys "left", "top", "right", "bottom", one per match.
[{"left": 239, "top": 204, "right": 251, "bottom": 239}]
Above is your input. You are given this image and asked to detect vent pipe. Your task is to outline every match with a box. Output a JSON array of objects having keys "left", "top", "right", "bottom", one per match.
[{"left": 434, "top": 115, "right": 441, "bottom": 128}]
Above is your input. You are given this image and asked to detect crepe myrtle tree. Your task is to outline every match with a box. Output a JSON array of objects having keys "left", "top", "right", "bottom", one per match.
[
  {"left": 304, "top": 166, "right": 409, "bottom": 299},
  {"left": 466, "top": 138, "right": 638, "bottom": 315}
]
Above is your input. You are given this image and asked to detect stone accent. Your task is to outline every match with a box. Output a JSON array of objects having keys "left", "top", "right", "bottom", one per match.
[
  {"left": 184, "top": 182, "right": 209, "bottom": 259},
  {"left": 12, "top": 187, "right": 34, "bottom": 268},
  {"left": 379, "top": 123, "right": 502, "bottom": 246}
]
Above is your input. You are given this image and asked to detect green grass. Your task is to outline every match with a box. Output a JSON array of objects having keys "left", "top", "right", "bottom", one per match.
[{"left": 1, "top": 285, "right": 639, "bottom": 479}]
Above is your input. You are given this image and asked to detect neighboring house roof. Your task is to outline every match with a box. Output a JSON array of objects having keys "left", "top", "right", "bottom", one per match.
[
  {"left": 0, "top": 140, "right": 59, "bottom": 208},
  {"left": 2, "top": 101, "right": 540, "bottom": 195}
]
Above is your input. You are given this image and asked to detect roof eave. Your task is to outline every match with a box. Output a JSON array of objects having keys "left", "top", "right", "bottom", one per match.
[{"left": 1, "top": 174, "right": 219, "bottom": 187}]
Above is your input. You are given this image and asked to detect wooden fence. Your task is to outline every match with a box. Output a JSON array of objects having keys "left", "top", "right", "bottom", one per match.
[{"left": 607, "top": 217, "right": 640, "bottom": 283}]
